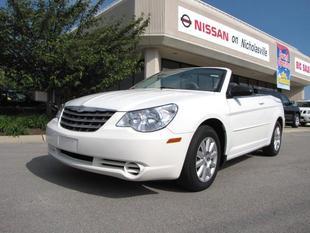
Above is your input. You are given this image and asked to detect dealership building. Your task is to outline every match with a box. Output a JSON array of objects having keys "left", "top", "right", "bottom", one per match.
[{"left": 99, "top": 0, "right": 310, "bottom": 99}]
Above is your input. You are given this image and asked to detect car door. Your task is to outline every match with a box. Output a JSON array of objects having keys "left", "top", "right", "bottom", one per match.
[{"left": 226, "top": 88, "right": 270, "bottom": 159}]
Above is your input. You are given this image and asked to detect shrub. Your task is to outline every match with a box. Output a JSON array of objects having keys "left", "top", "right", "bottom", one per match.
[{"left": 0, "top": 115, "right": 49, "bottom": 136}]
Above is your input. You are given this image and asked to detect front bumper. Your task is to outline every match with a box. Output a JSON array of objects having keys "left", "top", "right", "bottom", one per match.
[
  {"left": 47, "top": 115, "right": 193, "bottom": 181},
  {"left": 300, "top": 115, "right": 310, "bottom": 123}
]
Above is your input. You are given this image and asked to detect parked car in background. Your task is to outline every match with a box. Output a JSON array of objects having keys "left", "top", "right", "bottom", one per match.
[
  {"left": 255, "top": 89, "right": 300, "bottom": 128},
  {"left": 47, "top": 67, "right": 284, "bottom": 191},
  {"left": 296, "top": 100, "right": 310, "bottom": 126},
  {"left": 0, "top": 89, "right": 46, "bottom": 115},
  {"left": 0, "top": 89, "right": 31, "bottom": 106}
]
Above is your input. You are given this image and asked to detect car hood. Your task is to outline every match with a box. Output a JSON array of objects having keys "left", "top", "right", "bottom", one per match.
[{"left": 66, "top": 89, "right": 215, "bottom": 111}]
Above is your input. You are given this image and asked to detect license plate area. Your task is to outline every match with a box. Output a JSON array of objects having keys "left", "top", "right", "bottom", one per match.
[{"left": 58, "top": 136, "right": 78, "bottom": 152}]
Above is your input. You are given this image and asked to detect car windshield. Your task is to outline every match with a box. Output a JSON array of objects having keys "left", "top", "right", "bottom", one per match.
[
  {"left": 297, "top": 102, "right": 310, "bottom": 107},
  {"left": 132, "top": 68, "right": 226, "bottom": 92}
]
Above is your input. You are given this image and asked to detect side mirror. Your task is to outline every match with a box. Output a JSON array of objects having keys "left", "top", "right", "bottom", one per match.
[{"left": 228, "top": 85, "right": 253, "bottom": 98}]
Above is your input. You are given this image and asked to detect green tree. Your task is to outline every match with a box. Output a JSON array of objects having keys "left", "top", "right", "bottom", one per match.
[
  {"left": 0, "top": 69, "right": 6, "bottom": 88},
  {"left": 0, "top": 0, "right": 149, "bottom": 115}
]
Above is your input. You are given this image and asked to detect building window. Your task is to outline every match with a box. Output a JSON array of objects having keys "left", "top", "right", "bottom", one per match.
[{"left": 162, "top": 59, "right": 197, "bottom": 70}]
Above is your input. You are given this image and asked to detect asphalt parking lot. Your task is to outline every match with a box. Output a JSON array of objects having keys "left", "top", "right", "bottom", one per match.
[{"left": 1, "top": 128, "right": 310, "bottom": 233}]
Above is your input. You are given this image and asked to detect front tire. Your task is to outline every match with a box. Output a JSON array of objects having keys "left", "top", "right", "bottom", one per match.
[
  {"left": 262, "top": 121, "right": 282, "bottom": 156},
  {"left": 292, "top": 114, "right": 300, "bottom": 128},
  {"left": 179, "top": 125, "right": 221, "bottom": 191}
]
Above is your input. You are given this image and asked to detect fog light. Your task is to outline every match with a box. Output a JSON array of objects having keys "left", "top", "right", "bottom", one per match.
[{"left": 124, "top": 162, "right": 141, "bottom": 176}]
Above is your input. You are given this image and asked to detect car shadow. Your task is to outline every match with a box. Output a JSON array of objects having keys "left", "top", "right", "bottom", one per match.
[
  {"left": 26, "top": 155, "right": 160, "bottom": 198},
  {"left": 249, "top": 149, "right": 278, "bottom": 157},
  {"left": 26, "top": 152, "right": 268, "bottom": 197},
  {"left": 27, "top": 155, "right": 192, "bottom": 197},
  {"left": 220, "top": 149, "right": 276, "bottom": 170}
]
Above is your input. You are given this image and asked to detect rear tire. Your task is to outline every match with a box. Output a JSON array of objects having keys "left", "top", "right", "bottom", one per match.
[
  {"left": 262, "top": 121, "right": 282, "bottom": 156},
  {"left": 179, "top": 125, "right": 221, "bottom": 192},
  {"left": 292, "top": 114, "right": 300, "bottom": 128}
]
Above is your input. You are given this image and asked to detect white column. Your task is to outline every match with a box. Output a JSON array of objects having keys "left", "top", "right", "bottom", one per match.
[{"left": 144, "top": 48, "right": 161, "bottom": 79}]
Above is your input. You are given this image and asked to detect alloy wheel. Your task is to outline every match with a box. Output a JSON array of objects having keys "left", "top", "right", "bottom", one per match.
[
  {"left": 273, "top": 126, "right": 281, "bottom": 151},
  {"left": 196, "top": 137, "right": 218, "bottom": 182},
  {"left": 295, "top": 115, "right": 300, "bottom": 126}
]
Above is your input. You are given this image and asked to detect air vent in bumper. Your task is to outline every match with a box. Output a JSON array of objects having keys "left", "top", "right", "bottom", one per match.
[
  {"left": 58, "top": 149, "right": 142, "bottom": 176},
  {"left": 60, "top": 149, "right": 93, "bottom": 162},
  {"left": 98, "top": 159, "right": 141, "bottom": 176}
]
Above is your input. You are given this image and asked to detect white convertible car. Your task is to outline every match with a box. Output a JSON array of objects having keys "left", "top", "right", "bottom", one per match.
[{"left": 47, "top": 67, "right": 284, "bottom": 191}]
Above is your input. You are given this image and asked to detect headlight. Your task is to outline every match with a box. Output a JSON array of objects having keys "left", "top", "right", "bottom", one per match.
[
  {"left": 116, "top": 104, "right": 178, "bottom": 132},
  {"left": 56, "top": 104, "right": 64, "bottom": 120}
]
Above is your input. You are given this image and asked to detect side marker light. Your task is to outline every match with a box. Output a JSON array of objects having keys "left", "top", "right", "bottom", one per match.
[{"left": 167, "top": 137, "right": 182, "bottom": 144}]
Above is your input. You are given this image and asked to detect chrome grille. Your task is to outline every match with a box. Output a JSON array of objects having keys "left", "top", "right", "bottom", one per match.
[{"left": 60, "top": 106, "right": 115, "bottom": 132}]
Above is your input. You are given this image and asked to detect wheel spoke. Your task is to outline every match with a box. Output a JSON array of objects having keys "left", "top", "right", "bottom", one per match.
[
  {"left": 196, "top": 159, "right": 204, "bottom": 168},
  {"left": 197, "top": 164, "right": 204, "bottom": 177},
  {"left": 199, "top": 143, "right": 206, "bottom": 155},
  {"left": 205, "top": 139, "right": 210, "bottom": 153},
  {"left": 208, "top": 142, "right": 215, "bottom": 153},
  {"left": 202, "top": 165, "right": 208, "bottom": 180}
]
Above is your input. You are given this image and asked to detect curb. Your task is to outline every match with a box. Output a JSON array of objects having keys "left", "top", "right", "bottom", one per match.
[{"left": 0, "top": 135, "right": 46, "bottom": 144}]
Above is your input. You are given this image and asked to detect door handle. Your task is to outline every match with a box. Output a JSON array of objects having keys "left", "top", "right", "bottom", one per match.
[{"left": 259, "top": 102, "right": 265, "bottom": 105}]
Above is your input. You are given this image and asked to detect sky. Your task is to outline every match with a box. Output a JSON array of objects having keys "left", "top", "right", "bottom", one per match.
[{"left": 1, "top": 0, "right": 309, "bottom": 98}]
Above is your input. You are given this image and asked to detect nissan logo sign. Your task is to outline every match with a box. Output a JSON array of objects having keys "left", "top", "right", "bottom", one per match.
[{"left": 181, "top": 14, "right": 192, "bottom": 28}]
